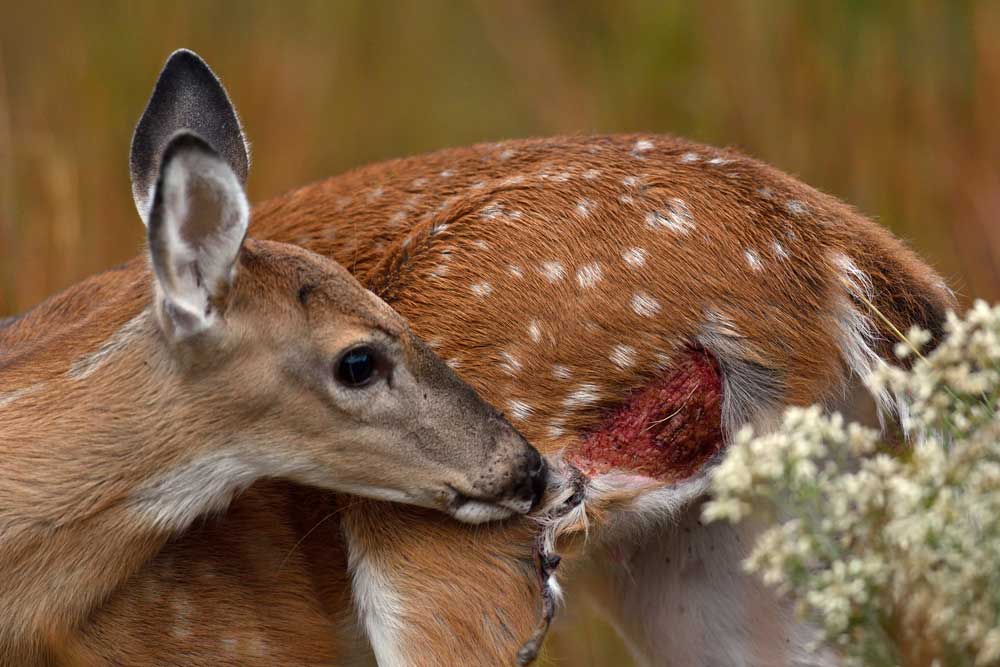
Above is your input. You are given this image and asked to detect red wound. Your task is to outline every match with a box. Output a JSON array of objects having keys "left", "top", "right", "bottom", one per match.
[{"left": 567, "top": 348, "right": 724, "bottom": 482}]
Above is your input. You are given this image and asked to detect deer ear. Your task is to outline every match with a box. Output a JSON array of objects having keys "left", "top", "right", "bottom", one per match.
[
  {"left": 130, "top": 49, "right": 249, "bottom": 225},
  {"left": 147, "top": 132, "right": 249, "bottom": 341}
]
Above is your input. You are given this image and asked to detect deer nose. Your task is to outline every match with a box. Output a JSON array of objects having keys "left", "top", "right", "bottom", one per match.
[{"left": 513, "top": 447, "right": 547, "bottom": 511}]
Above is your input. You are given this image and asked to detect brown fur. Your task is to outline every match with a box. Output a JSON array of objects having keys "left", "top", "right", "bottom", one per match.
[
  {"left": 57, "top": 482, "right": 356, "bottom": 666},
  {"left": 0, "top": 216, "right": 541, "bottom": 662},
  {"left": 9, "top": 134, "right": 953, "bottom": 665}
]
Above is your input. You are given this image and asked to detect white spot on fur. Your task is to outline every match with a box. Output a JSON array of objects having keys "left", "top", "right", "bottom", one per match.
[
  {"left": 622, "top": 176, "right": 639, "bottom": 188},
  {"left": 552, "top": 364, "right": 572, "bottom": 380},
  {"left": 169, "top": 592, "right": 194, "bottom": 640},
  {"left": 68, "top": 311, "right": 149, "bottom": 380},
  {"left": 546, "top": 420, "right": 566, "bottom": 438},
  {"left": 632, "top": 139, "right": 654, "bottom": 154},
  {"left": 583, "top": 169, "right": 600, "bottom": 180},
  {"left": 480, "top": 203, "right": 504, "bottom": 221},
  {"left": 499, "top": 351, "right": 522, "bottom": 376},
  {"left": 563, "top": 383, "right": 601, "bottom": 409},
  {"left": 446, "top": 358, "right": 461, "bottom": 369},
  {"left": 0, "top": 384, "right": 42, "bottom": 409},
  {"left": 773, "top": 240, "right": 789, "bottom": 259},
  {"left": 245, "top": 635, "right": 270, "bottom": 658},
  {"left": 507, "top": 399, "right": 534, "bottom": 422},
  {"left": 470, "top": 282, "right": 493, "bottom": 297},
  {"left": 576, "top": 198, "right": 593, "bottom": 217},
  {"left": 631, "top": 292, "right": 661, "bottom": 317},
  {"left": 508, "top": 264, "right": 524, "bottom": 279},
  {"left": 499, "top": 148, "right": 517, "bottom": 161},
  {"left": 430, "top": 264, "right": 449, "bottom": 279},
  {"left": 539, "top": 261, "right": 566, "bottom": 283},
  {"left": 610, "top": 344, "right": 637, "bottom": 369},
  {"left": 411, "top": 177, "right": 427, "bottom": 188},
  {"left": 367, "top": 186, "right": 384, "bottom": 202},
  {"left": 707, "top": 156, "right": 730, "bottom": 165},
  {"left": 757, "top": 186, "right": 773, "bottom": 199},
  {"left": 576, "top": 263, "right": 603, "bottom": 289},
  {"left": 646, "top": 198, "right": 695, "bottom": 234},
  {"left": 619, "top": 194, "right": 635, "bottom": 204},
  {"left": 744, "top": 249, "right": 763, "bottom": 272},
  {"left": 622, "top": 247, "right": 647, "bottom": 267},
  {"left": 473, "top": 240, "right": 490, "bottom": 251},
  {"left": 439, "top": 169, "right": 453, "bottom": 178},
  {"left": 680, "top": 152, "right": 700, "bottom": 164},
  {"left": 786, "top": 200, "right": 808, "bottom": 215},
  {"left": 528, "top": 320, "right": 542, "bottom": 343}
]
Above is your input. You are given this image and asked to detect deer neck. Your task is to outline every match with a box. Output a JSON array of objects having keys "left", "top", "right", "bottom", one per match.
[{"left": 0, "top": 301, "right": 247, "bottom": 536}]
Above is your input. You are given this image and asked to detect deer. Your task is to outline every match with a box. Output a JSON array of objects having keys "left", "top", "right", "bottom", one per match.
[
  {"left": 0, "top": 50, "right": 549, "bottom": 667},
  {"left": 21, "top": 51, "right": 954, "bottom": 666}
]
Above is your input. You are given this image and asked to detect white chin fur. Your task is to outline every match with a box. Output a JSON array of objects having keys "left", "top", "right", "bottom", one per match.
[{"left": 451, "top": 500, "right": 515, "bottom": 524}]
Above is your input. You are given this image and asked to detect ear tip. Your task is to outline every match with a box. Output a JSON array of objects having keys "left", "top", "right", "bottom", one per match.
[
  {"left": 131, "top": 48, "right": 249, "bottom": 225},
  {"left": 162, "top": 48, "right": 212, "bottom": 77},
  {"left": 167, "top": 47, "right": 202, "bottom": 61}
]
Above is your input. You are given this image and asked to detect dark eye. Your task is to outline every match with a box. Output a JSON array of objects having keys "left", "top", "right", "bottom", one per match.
[{"left": 335, "top": 346, "right": 378, "bottom": 388}]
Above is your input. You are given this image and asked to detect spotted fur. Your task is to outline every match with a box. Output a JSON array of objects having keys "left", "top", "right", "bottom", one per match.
[{"left": 44, "top": 129, "right": 955, "bottom": 667}]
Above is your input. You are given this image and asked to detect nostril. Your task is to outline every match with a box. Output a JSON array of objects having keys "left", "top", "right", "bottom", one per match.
[
  {"left": 531, "top": 452, "right": 546, "bottom": 477},
  {"left": 528, "top": 453, "right": 547, "bottom": 511}
]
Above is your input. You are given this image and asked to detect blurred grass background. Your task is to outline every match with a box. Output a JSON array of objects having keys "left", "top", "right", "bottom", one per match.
[{"left": 0, "top": 1, "right": 997, "bottom": 662}]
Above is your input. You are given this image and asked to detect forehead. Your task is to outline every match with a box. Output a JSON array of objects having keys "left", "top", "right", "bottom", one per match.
[{"left": 241, "top": 239, "right": 401, "bottom": 333}]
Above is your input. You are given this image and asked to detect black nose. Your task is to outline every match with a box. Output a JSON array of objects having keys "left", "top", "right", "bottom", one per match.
[{"left": 525, "top": 448, "right": 547, "bottom": 511}]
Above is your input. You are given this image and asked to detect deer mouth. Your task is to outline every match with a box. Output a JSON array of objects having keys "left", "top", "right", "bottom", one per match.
[
  {"left": 446, "top": 490, "right": 533, "bottom": 524},
  {"left": 563, "top": 347, "right": 725, "bottom": 484}
]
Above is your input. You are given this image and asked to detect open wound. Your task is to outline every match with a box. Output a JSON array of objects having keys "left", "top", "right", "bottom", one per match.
[{"left": 567, "top": 347, "right": 724, "bottom": 482}]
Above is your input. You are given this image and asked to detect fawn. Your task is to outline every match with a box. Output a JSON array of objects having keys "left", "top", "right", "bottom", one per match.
[
  {"left": 33, "top": 51, "right": 953, "bottom": 666},
  {"left": 0, "top": 50, "right": 546, "bottom": 666}
]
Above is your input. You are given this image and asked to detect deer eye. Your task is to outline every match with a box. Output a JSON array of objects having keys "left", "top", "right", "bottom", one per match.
[{"left": 335, "top": 346, "right": 379, "bottom": 388}]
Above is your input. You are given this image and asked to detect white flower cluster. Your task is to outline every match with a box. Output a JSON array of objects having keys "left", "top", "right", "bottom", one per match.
[{"left": 704, "top": 300, "right": 1000, "bottom": 667}]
